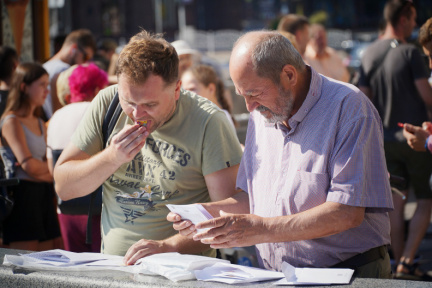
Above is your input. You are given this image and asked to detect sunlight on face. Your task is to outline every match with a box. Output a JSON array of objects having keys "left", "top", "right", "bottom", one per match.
[
  {"left": 118, "top": 74, "right": 180, "bottom": 133},
  {"left": 256, "top": 86, "right": 294, "bottom": 124},
  {"left": 27, "top": 74, "right": 49, "bottom": 107}
]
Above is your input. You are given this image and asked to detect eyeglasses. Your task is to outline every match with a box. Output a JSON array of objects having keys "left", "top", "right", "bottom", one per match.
[{"left": 77, "top": 45, "right": 91, "bottom": 62}]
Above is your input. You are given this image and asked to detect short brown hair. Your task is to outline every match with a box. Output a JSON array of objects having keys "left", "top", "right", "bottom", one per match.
[
  {"left": 63, "top": 29, "right": 96, "bottom": 54},
  {"left": 419, "top": 18, "right": 432, "bottom": 47},
  {"left": 384, "top": 0, "right": 414, "bottom": 28},
  {"left": 116, "top": 30, "right": 179, "bottom": 85},
  {"left": 277, "top": 14, "right": 309, "bottom": 35}
]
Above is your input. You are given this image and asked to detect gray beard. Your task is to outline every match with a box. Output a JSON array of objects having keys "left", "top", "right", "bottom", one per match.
[{"left": 256, "top": 87, "right": 294, "bottom": 124}]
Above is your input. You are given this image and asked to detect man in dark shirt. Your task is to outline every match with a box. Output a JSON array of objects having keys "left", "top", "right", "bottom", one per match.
[{"left": 359, "top": 0, "right": 432, "bottom": 281}]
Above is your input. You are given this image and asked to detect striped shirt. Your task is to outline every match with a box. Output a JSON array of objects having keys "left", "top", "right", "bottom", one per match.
[{"left": 237, "top": 67, "right": 393, "bottom": 271}]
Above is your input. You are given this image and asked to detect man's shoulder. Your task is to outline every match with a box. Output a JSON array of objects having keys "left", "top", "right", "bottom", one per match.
[
  {"left": 320, "top": 76, "right": 373, "bottom": 112},
  {"left": 94, "top": 84, "right": 118, "bottom": 106},
  {"left": 362, "top": 39, "right": 391, "bottom": 58},
  {"left": 179, "top": 89, "right": 222, "bottom": 117},
  {"left": 43, "top": 59, "right": 70, "bottom": 75}
]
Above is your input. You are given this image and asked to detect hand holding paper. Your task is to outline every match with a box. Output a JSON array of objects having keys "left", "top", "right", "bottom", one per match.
[
  {"left": 166, "top": 204, "right": 213, "bottom": 234},
  {"left": 192, "top": 211, "right": 267, "bottom": 249}
]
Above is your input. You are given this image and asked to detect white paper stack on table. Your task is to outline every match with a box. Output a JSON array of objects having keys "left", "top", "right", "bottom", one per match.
[
  {"left": 194, "top": 262, "right": 285, "bottom": 284},
  {"left": 166, "top": 203, "right": 213, "bottom": 233},
  {"left": 273, "top": 262, "right": 354, "bottom": 286},
  {"left": 136, "top": 252, "right": 230, "bottom": 282},
  {"left": 2, "top": 249, "right": 135, "bottom": 273}
]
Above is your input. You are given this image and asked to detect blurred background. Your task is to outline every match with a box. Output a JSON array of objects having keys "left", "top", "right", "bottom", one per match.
[
  {"left": 1, "top": 0, "right": 432, "bottom": 268},
  {"left": 1, "top": 0, "right": 429, "bottom": 147}
]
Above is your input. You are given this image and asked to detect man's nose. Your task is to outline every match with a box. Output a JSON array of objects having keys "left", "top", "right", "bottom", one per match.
[
  {"left": 244, "top": 97, "right": 259, "bottom": 112},
  {"left": 133, "top": 107, "right": 148, "bottom": 119}
]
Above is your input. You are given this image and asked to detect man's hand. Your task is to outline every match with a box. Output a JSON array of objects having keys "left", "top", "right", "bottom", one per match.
[
  {"left": 192, "top": 211, "right": 266, "bottom": 249},
  {"left": 166, "top": 212, "right": 197, "bottom": 238},
  {"left": 107, "top": 124, "right": 148, "bottom": 165},
  {"left": 402, "top": 123, "right": 430, "bottom": 152},
  {"left": 123, "top": 238, "right": 168, "bottom": 265}
]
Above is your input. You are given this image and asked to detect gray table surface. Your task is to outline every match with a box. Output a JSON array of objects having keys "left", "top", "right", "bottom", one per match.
[{"left": 1, "top": 248, "right": 432, "bottom": 287}]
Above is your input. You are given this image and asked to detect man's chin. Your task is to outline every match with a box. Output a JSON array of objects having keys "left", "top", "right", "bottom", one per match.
[{"left": 259, "top": 112, "right": 280, "bottom": 124}]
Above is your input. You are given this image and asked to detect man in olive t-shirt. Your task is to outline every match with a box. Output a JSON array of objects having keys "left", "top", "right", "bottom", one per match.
[{"left": 54, "top": 30, "right": 243, "bottom": 265}]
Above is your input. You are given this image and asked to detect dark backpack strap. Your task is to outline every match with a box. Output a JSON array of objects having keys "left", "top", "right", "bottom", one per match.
[
  {"left": 102, "top": 92, "right": 122, "bottom": 147},
  {"left": 86, "top": 92, "right": 122, "bottom": 245}
]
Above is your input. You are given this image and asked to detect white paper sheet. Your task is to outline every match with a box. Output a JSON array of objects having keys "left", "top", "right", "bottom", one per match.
[
  {"left": 2, "top": 249, "right": 137, "bottom": 273},
  {"left": 194, "top": 262, "right": 285, "bottom": 284},
  {"left": 166, "top": 204, "right": 213, "bottom": 233},
  {"left": 136, "top": 252, "right": 230, "bottom": 282},
  {"left": 273, "top": 262, "right": 354, "bottom": 285}
]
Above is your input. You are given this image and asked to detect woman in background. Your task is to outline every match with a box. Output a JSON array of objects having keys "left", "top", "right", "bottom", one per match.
[
  {"left": 181, "top": 64, "right": 236, "bottom": 129},
  {"left": 0, "top": 62, "right": 60, "bottom": 251}
]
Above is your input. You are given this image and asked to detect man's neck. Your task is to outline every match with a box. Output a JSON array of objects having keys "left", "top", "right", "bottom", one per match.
[
  {"left": 293, "top": 66, "right": 311, "bottom": 113},
  {"left": 51, "top": 48, "right": 71, "bottom": 64},
  {"left": 282, "top": 66, "right": 312, "bottom": 128},
  {"left": 381, "top": 24, "right": 406, "bottom": 44}
]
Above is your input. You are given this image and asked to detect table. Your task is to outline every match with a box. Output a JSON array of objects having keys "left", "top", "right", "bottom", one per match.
[{"left": 1, "top": 248, "right": 432, "bottom": 287}]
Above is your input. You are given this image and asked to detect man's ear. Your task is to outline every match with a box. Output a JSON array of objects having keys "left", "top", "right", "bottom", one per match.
[
  {"left": 280, "top": 64, "right": 297, "bottom": 89},
  {"left": 207, "top": 82, "right": 216, "bottom": 94},
  {"left": 174, "top": 80, "right": 182, "bottom": 101},
  {"left": 70, "top": 44, "right": 78, "bottom": 56},
  {"left": 399, "top": 15, "right": 409, "bottom": 29}
]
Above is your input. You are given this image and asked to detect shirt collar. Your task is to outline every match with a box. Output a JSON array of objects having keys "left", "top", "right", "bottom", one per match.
[{"left": 289, "top": 66, "right": 322, "bottom": 125}]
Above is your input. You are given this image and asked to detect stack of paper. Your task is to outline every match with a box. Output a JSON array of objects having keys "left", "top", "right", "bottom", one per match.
[
  {"left": 136, "top": 252, "right": 230, "bottom": 282},
  {"left": 194, "top": 262, "right": 285, "bottom": 284},
  {"left": 3, "top": 249, "right": 135, "bottom": 273},
  {"left": 166, "top": 204, "right": 213, "bottom": 233},
  {"left": 273, "top": 262, "right": 354, "bottom": 285}
]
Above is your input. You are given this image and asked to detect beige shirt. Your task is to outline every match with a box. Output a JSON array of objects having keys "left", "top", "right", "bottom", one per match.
[{"left": 72, "top": 85, "right": 243, "bottom": 256}]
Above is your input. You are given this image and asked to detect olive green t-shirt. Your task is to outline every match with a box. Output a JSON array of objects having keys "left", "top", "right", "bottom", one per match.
[{"left": 71, "top": 85, "right": 243, "bottom": 256}]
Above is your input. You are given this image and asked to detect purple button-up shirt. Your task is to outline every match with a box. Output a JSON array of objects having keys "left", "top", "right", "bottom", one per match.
[{"left": 237, "top": 68, "right": 393, "bottom": 271}]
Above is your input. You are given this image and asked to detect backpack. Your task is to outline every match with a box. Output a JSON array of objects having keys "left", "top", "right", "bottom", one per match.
[{"left": 85, "top": 92, "right": 122, "bottom": 244}]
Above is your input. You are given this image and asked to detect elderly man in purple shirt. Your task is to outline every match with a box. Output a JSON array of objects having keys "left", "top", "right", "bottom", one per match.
[{"left": 168, "top": 30, "right": 393, "bottom": 278}]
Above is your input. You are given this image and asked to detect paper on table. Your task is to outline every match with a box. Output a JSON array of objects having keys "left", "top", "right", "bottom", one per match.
[
  {"left": 273, "top": 262, "right": 354, "bottom": 285},
  {"left": 194, "top": 262, "right": 285, "bottom": 284},
  {"left": 166, "top": 204, "right": 213, "bottom": 233},
  {"left": 135, "top": 252, "right": 230, "bottom": 282},
  {"left": 3, "top": 249, "right": 137, "bottom": 273}
]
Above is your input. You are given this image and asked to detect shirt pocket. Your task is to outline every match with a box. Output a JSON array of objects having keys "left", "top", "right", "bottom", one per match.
[{"left": 288, "top": 171, "right": 329, "bottom": 214}]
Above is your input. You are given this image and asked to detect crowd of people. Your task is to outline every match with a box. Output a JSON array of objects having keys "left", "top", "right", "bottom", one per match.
[{"left": 1, "top": 0, "right": 432, "bottom": 282}]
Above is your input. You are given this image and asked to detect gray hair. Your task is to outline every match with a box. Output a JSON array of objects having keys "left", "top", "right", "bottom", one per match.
[{"left": 237, "top": 31, "right": 305, "bottom": 85}]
